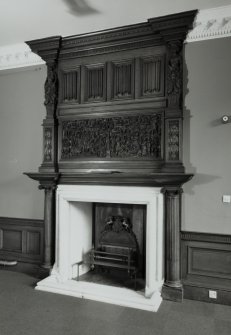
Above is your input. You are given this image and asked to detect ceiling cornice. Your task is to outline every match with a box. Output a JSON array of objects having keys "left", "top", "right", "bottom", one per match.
[
  {"left": 186, "top": 5, "right": 231, "bottom": 42},
  {"left": 0, "top": 6, "right": 231, "bottom": 72},
  {"left": 0, "top": 43, "right": 44, "bottom": 73}
]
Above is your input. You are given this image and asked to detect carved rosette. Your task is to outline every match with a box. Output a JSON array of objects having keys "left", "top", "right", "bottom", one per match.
[
  {"left": 61, "top": 114, "right": 162, "bottom": 160},
  {"left": 166, "top": 41, "right": 183, "bottom": 109}
]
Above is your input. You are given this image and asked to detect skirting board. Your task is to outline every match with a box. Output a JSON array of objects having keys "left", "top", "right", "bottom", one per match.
[{"left": 184, "top": 284, "right": 231, "bottom": 306}]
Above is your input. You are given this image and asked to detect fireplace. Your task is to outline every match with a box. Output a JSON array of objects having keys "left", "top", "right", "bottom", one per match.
[
  {"left": 24, "top": 10, "right": 197, "bottom": 311},
  {"left": 36, "top": 185, "right": 164, "bottom": 311}
]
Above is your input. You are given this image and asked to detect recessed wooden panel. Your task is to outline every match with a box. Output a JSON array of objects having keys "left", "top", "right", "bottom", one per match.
[
  {"left": 140, "top": 56, "right": 165, "bottom": 97},
  {"left": 26, "top": 231, "right": 41, "bottom": 255},
  {"left": 181, "top": 231, "right": 231, "bottom": 292},
  {"left": 188, "top": 247, "right": 231, "bottom": 279},
  {"left": 61, "top": 69, "right": 80, "bottom": 103},
  {"left": 0, "top": 217, "right": 44, "bottom": 264},
  {"left": 111, "top": 60, "right": 134, "bottom": 100},
  {"left": 84, "top": 64, "right": 106, "bottom": 102},
  {"left": 2, "top": 230, "right": 22, "bottom": 252}
]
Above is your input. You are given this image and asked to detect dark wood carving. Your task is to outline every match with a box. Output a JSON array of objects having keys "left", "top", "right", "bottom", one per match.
[
  {"left": 167, "top": 120, "right": 180, "bottom": 161},
  {"left": 44, "top": 64, "right": 59, "bottom": 107},
  {"left": 166, "top": 41, "right": 183, "bottom": 108},
  {"left": 44, "top": 127, "right": 52, "bottom": 162},
  {"left": 61, "top": 114, "right": 161, "bottom": 160}
]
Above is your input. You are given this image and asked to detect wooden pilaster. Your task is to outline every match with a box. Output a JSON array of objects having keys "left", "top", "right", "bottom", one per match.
[{"left": 162, "top": 187, "right": 183, "bottom": 301}]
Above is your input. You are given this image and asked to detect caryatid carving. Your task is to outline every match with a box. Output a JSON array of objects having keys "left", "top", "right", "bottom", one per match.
[
  {"left": 166, "top": 41, "right": 183, "bottom": 108},
  {"left": 44, "top": 64, "right": 59, "bottom": 108}
]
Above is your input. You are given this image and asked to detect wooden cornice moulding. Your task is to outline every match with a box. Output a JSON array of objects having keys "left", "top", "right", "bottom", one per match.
[
  {"left": 23, "top": 172, "right": 60, "bottom": 188},
  {"left": 0, "top": 43, "right": 45, "bottom": 73},
  {"left": 148, "top": 10, "right": 197, "bottom": 41},
  {"left": 26, "top": 36, "right": 62, "bottom": 63},
  {"left": 58, "top": 172, "right": 193, "bottom": 187},
  {"left": 186, "top": 5, "right": 231, "bottom": 42},
  {"left": 24, "top": 11, "right": 197, "bottom": 62}
]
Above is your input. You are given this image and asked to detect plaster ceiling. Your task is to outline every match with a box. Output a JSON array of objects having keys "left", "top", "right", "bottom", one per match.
[{"left": 1, "top": 0, "right": 231, "bottom": 47}]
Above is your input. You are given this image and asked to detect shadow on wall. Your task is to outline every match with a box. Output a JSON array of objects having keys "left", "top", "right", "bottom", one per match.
[
  {"left": 183, "top": 45, "right": 196, "bottom": 176},
  {"left": 62, "top": 0, "right": 100, "bottom": 16},
  {"left": 184, "top": 173, "right": 221, "bottom": 195},
  {"left": 182, "top": 47, "right": 220, "bottom": 195}
]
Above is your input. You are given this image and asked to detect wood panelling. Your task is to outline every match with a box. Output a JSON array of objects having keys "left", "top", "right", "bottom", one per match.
[
  {"left": 181, "top": 231, "right": 231, "bottom": 304},
  {"left": 140, "top": 56, "right": 164, "bottom": 97},
  {"left": 61, "top": 69, "right": 80, "bottom": 103},
  {"left": 84, "top": 64, "right": 106, "bottom": 102},
  {"left": 112, "top": 60, "right": 134, "bottom": 99},
  {"left": 0, "top": 217, "right": 44, "bottom": 264}
]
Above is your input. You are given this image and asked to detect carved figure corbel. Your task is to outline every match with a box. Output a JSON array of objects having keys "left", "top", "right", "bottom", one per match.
[{"left": 166, "top": 40, "right": 183, "bottom": 108}]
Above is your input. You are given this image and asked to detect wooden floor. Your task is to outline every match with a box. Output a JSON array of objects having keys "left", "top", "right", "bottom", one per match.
[{"left": 0, "top": 268, "right": 231, "bottom": 335}]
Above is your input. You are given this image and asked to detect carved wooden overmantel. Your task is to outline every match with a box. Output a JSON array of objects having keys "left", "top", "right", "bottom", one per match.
[{"left": 24, "top": 10, "right": 197, "bottom": 301}]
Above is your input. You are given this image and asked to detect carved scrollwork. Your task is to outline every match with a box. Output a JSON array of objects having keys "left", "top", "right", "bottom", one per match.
[
  {"left": 167, "top": 41, "right": 183, "bottom": 108},
  {"left": 44, "top": 64, "right": 58, "bottom": 106},
  {"left": 61, "top": 114, "right": 162, "bottom": 160}
]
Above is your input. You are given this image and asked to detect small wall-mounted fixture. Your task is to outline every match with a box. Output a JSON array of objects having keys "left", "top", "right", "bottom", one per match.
[{"left": 221, "top": 115, "right": 230, "bottom": 124}]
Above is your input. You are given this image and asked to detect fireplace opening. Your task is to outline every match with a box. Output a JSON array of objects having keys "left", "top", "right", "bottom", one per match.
[
  {"left": 37, "top": 185, "right": 164, "bottom": 311},
  {"left": 76, "top": 203, "right": 146, "bottom": 291}
]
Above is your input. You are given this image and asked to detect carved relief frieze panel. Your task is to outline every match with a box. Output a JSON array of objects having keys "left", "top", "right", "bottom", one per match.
[
  {"left": 61, "top": 113, "right": 162, "bottom": 160},
  {"left": 111, "top": 60, "right": 134, "bottom": 100},
  {"left": 140, "top": 56, "right": 165, "bottom": 98},
  {"left": 84, "top": 64, "right": 106, "bottom": 102},
  {"left": 60, "top": 68, "right": 80, "bottom": 103}
]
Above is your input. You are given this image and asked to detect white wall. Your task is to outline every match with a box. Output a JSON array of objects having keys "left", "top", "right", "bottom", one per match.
[
  {"left": 1, "top": 0, "right": 231, "bottom": 45},
  {"left": 183, "top": 37, "right": 231, "bottom": 234},
  {"left": 0, "top": 66, "right": 46, "bottom": 219}
]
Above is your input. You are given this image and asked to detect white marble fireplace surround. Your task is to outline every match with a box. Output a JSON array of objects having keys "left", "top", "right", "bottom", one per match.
[{"left": 36, "top": 185, "right": 164, "bottom": 312}]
